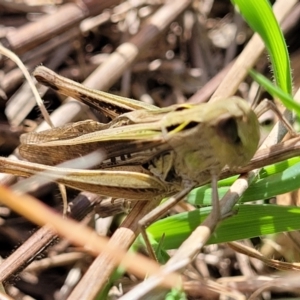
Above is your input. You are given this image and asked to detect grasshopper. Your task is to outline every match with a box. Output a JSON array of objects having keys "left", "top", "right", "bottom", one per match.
[{"left": 0, "top": 66, "right": 260, "bottom": 256}]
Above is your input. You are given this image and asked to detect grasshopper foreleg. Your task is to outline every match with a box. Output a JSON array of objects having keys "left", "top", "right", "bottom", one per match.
[
  {"left": 210, "top": 173, "right": 221, "bottom": 225},
  {"left": 139, "top": 173, "right": 222, "bottom": 260},
  {"left": 138, "top": 182, "right": 196, "bottom": 260}
]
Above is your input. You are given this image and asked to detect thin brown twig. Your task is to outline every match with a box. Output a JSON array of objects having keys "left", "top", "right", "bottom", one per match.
[
  {"left": 0, "top": 186, "right": 181, "bottom": 289},
  {"left": 0, "top": 192, "right": 102, "bottom": 282}
]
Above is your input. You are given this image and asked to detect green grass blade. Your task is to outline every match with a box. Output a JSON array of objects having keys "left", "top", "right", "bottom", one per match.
[
  {"left": 232, "top": 0, "right": 292, "bottom": 94},
  {"left": 188, "top": 160, "right": 300, "bottom": 206},
  {"left": 147, "top": 204, "right": 300, "bottom": 249},
  {"left": 250, "top": 69, "right": 300, "bottom": 116}
]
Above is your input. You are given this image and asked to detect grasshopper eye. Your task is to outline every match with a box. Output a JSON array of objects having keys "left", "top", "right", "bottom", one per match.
[{"left": 216, "top": 117, "right": 241, "bottom": 144}]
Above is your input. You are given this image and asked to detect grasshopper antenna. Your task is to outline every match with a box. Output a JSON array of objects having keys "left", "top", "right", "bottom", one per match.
[
  {"left": 254, "top": 99, "right": 296, "bottom": 137},
  {"left": 250, "top": 82, "right": 296, "bottom": 137}
]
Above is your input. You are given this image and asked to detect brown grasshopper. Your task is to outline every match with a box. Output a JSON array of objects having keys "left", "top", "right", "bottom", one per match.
[{"left": 0, "top": 66, "right": 260, "bottom": 256}]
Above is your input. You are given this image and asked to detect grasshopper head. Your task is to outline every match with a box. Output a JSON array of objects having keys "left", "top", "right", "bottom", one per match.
[{"left": 164, "top": 97, "right": 260, "bottom": 184}]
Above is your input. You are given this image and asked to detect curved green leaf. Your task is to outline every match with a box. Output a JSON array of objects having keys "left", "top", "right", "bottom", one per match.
[
  {"left": 188, "top": 160, "right": 300, "bottom": 206},
  {"left": 250, "top": 70, "right": 300, "bottom": 116},
  {"left": 147, "top": 204, "right": 300, "bottom": 249},
  {"left": 232, "top": 0, "right": 292, "bottom": 94}
]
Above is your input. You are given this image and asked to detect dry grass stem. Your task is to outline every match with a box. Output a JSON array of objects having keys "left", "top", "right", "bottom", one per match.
[{"left": 1, "top": 0, "right": 300, "bottom": 299}]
